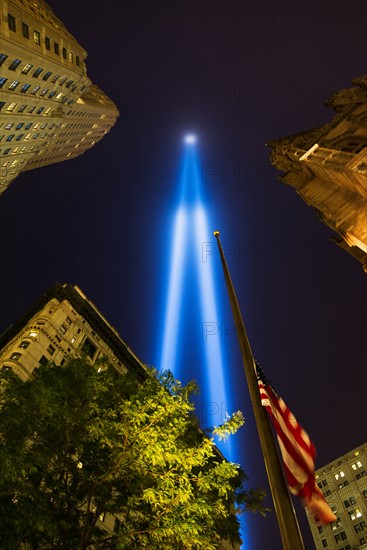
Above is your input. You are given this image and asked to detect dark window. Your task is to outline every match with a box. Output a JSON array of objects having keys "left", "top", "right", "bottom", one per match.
[
  {"left": 16, "top": 134, "right": 24, "bottom": 141},
  {"left": 20, "top": 83, "right": 31, "bottom": 93},
  {"left": 6, "top": 135, "right": 14, "bottom": 141},
  {"left": 33, "top": 67, "right": 43, "bottom": 78},
  {"left": 66, "top": 80, "right": 73, "bottom": 89},
  {"left": 62, "top": 47, "right": 67, "bottom": 59},
  {"left": 18, "top": 104, "right": 27, "bottom": 113},
  {"left": 1, "top": 365, "right": 13, "bottom": 373},
  {"left": 0, "top": 78, "right": 7, "bottom": 88},
  {"left": 16, "top": 123, "right": 24, "bottom": 130},
  {"left": 49, "top": 90, "right": 56, "bottom": 98},
  {"left": 0, "top": 54, "right": 8, "bottom": 66},
  {"left": 0, "top": 102, "right": 6, "bottom": 111},
  {"left": 54, "top": 42, "right": 59, "bottom": 55},
  {"left": 363, "top": 490, "right": 367, "bottom": 498},
  {"left": 317, "top": 525, "right": 323, "bottom": 533},
  {"left": 9, "top": 59, "right": 22, "bottom": 71},
  {"left": 31, "top": 85, "right": 40, "bottom": 94},
  {"left": 60, "top": 324, "right": 67, "bottom": 335},
  {"left": 45, "top": 36, "right": 50, "bottom": 50},
  {"left": 66, "top": 317, "right": 72, "bottom": 325},
  {"left": 22, "top": 22, "right": 29, "bottom": 38},
  {"left": 42, "top": 71, "right": 52, "bottom": 81},
  {"left": 47, "top": 344, "right": 55, "bottom": 355},
  {"left": 8, "top": 14, "right": 16, "bottom": 32},
  {"left": 76, "top": 55, "right": 80, "bottom": 66},
  {"left": 39, "top": 355, "right": 49, "bottom": 367},
  {"left": 356, "top": 471, "right": 366, "bottom": 479},
  {"left": 81, "top": 338, "right": 97, "bottom": 359},
  {"left": 37, "top": 107, "right": 44, "bottom": 114},
  {"left": 51, "top": 74, "right": 60, "bottom": 83},
  {"left": 19, "top": 341, "right": 30, "bottom": 349},
  {"left": 321, "top": 539, "right": 327, "bottom": 548},
  {"left": 25, "top": 123, "right": 32, "bottom": 129}
]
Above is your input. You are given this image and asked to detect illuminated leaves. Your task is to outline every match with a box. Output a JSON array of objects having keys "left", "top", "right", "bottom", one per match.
[{"left": 0, "top": 358, "right": 266, "bottom": 549}]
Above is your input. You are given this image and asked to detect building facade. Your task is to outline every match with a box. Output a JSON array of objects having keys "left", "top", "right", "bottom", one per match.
[
  {"left": 268, "top": 75, "right": 367, "bottom": 272},
  {"left": 0, "top": 282, "right": 147, "bottom": 535},
  {"left": 306, "top": 443, "right": 367, "bottom": 550},
  {"left": 0, "top": 0, "right": 119, "bottom": 194}
]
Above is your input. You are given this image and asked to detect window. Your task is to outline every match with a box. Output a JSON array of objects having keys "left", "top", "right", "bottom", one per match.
[
  {"left": 0, "top": 102, "right": 6, "bottom": 111},
  {"left": 19, "top": 341, "right": 30, "bottom": 349},
  {"left": 49, "top": 90, "right": 56, "bottom": 98},
  {"left": 22, "top": 22, "right": 29, "bottom": 38},
  {"left": 344, "top": 497, "right": 356, "bottom": 508},
  {"left": 318, "top": 479, "right": 328, "bottom": 488},
  {"left": 25, "top": 123, "right": 32, "bottom": 130},
  {"left": 338, "top": 481, "right": 349, "bottom": 488},
  {"left": 0, "top": 78, "right": 7, "bottom": 88},
  {"left": 335, "top": 470, "right": 345, "bottom": 481},
  {"left": 331, "top": 517, "right": 342, "bottom": 530},
  {"left": 60, "top": 324, "right": 67, "bottom": 335},
  {"left": 317, "top": 525, "right": 323, "bottom": 534},
  {"left": 22, "top": 63, "right": 33, "bottom": 74},
  {"left": 68, "top": 51, "right": 74, "bottom": 63},
  {"left": 20, "top": 84, "right": 31, "bottom": 93},
  {"left": 45, "top": 36, "right": 50, "bottom": 50},
  {"left": 8, "top": 14, "right": 16, "bottom": 32},
  {"left": 334, "top": 531, "right": 347, "bottom": 542},
  {"left": 47, "top": 344, "right": 56, "bottom": 356},
  {"left": 81, "top": 338, "right": 97, "bottom": 359},
  {"left": 18, "top": 104, "right": 27, "bottom": 113},
  {"left": 66, "top": 80, "right": 73, "bottom": 89},
  {"left": 354, "top": 521, "right": 366, "bottom": 533},
  {"left": 8, "top": 81, "right": 20, "bottom": 91},
  {"left": 76, "top": 55, "right": 80, "bottom": 66},
  {"left": 42, "top": 71, "right": 52, "bottom": 81},
  {"left": 321, "top": 540, "right": 327, "bottom": 548},
  {"left": 324, "top": 489, "right": 331, "bottom": 496},
  {"left": 33, "top": 30, "right": 41, "bottom": 45},
  {"left": 37, "top": 107, "right": 44, "bottom": 114},
  {"left": 51, "top": 74, "right": 60, "bottom": 83},
  {"left": 363, "top": 490, "right": 367, "bottom": 498},
  {"left": 39, "top": 355, "right": 48, "bottom": 367},
  {"left": 16, "top": 134, "right": 24, "bottom": 141},
  {"left": 356, "top": 471, "right": 367, "bottom": 480},
  {"left": 360, "top": 538, "right": 367, "bottom": 545},
  {"left": 66, "top": 317, "right": 72, "bottom": 325},
  {"left": 9, "top": 59, "right": 22, "bottom": 71},
  {"left": 62, "top": 47, "right": 67, "bottom": 59},
  {"left": 54, "top": 42, "right": 59, "bottom": 55},
  {"left": 16, "top": 123, "right": 24, "bottom": 130},
  {"left": 31, "top": 86, "right": 40, "bottom": 95},
  {"left": 1, "top": 365, "right": 13, "bottom": 373},
  {"left": 33, "top": 67, "right": 43, "bottom": 78},
  {"left": 0, "top": 54, "right": 8, "bottom": 66},
  {"left": 10, "top": 352, "right": 22, "bottom": 360},
  {"left": 349, "top": 508, "right": 362, "bottom": 521},
  {"left": 7, "top": 103, "right": 17, "bottom": 112}
]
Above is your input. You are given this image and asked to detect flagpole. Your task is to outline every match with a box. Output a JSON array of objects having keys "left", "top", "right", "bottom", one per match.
[{"left": 214, "top": 231, "right": 304, "bottom": 550}]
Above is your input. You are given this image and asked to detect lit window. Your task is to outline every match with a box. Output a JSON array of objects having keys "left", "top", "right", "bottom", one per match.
[
  {"left": 56, "top": 92, "right": 63, "bottom": 100},
  {"left": 68, "top": 51, "right": 73, "bottom": 63},
  {"left": 8, "top": 81, "right": 20, "bottom": 91},
  {"left": 8, "top": 14, "right": 16, "bottom": 32},
  {"left": 10, "top": 352, "right": 21, "bottom": 361},
  {"left": 22, "top": 22, "right": 29, "bottom": 39},
  {"left": 9, "top": 59, "right": 22, "bottom": 71},
  {"left": 7, "top": 103, "right": 17, "bottom": 112},
  {"left": 22, "top": 63, "right": 33, "bottom": 74},
  {"left": 34, "top": 30, "right": 41, "bottom": 45}
]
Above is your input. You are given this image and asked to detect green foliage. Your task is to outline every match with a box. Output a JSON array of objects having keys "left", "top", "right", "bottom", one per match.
[{"left": 0, "top": 358, "right": 266, "bottom": 549}]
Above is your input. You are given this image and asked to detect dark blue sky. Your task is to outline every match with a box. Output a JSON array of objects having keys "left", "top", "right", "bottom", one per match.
[{"left": 1, "top": 1, "right": 366, "bottom": 548}]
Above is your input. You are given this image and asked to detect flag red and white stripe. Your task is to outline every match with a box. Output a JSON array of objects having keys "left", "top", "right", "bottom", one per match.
[{"left": 255, "top": 361, "right": 336, "bottom": 524}]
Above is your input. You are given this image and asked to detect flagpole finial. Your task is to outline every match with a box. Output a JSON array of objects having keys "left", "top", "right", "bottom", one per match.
[{"left": 214, "top": 230, "right": 220, "bottom": 237}]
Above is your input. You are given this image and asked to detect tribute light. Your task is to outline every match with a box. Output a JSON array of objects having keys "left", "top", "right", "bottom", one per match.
[{"left": 184, "top": 134, "right": 197, "bottom": 144}]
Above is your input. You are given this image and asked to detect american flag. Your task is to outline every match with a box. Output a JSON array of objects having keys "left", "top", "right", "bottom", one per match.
[{"left": 255, "top": 360, "right": 336, "bottom": 524}]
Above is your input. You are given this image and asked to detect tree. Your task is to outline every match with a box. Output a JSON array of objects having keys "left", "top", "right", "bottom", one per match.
[{"left": 0, "top": 357, "right": 266, "bottom": 549}]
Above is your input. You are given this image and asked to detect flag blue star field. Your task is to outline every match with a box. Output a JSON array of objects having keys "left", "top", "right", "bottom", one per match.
[{"left": 255, "top": 361, "right": 336, "bottom": 525}]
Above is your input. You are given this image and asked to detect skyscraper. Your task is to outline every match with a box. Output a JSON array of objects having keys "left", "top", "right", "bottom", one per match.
[
  {"left": 268, "top": 75, "right": 367, "bottom": 272},
  {"left": 306, "top": 442, "right": 367, "bottom": 549},
  {"left": 0, "top": 0, "right": 119, "bottom": 194}
]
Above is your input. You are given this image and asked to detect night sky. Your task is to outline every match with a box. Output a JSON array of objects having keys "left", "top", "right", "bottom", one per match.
[{"left": 1, "top": 1, "right": 367, "bottom": 548}]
